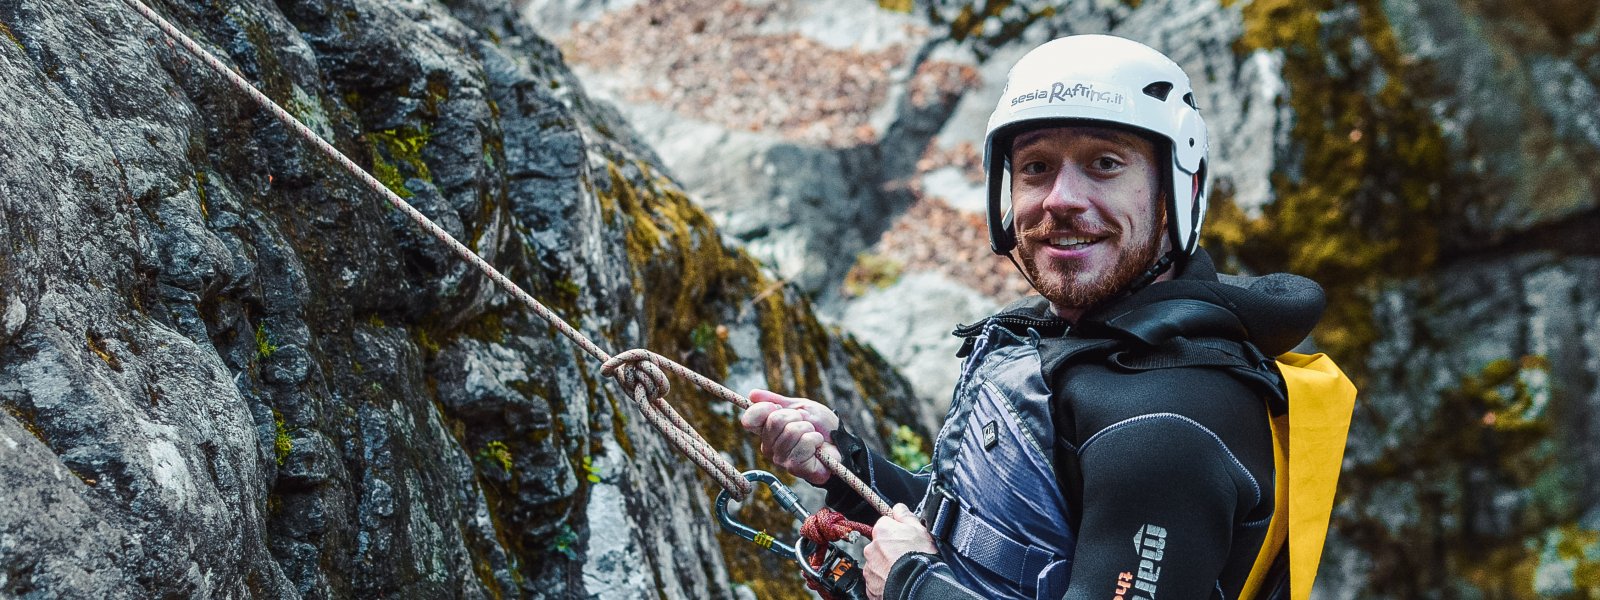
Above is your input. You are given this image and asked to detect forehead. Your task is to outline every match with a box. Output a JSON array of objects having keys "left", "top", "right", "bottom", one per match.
[{"left": 1011, "top": 125, "right": 1153, "bottom": 154}]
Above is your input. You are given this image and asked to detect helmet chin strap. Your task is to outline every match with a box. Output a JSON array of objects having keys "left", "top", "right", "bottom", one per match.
[
  {"left": 1126, "top": 250, "right": 1178, "bottom": 294},
  {"left": 1004, "top": 251, "right": 1039, "bottom": 290}
]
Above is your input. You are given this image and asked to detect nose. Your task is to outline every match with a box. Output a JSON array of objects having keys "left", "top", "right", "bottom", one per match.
[{"left": 1041, "top": 163, "right": 1093, "bottom": 215}]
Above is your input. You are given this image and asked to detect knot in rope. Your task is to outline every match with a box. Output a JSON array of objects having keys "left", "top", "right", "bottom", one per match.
[
  {"left": 800, "top": 508, "right": 875, "bottom": 600},
  {"left": 801, "top": 508, "right": 874, "bottom": 547},
  {"left": 600, "top": 349, "right": 671, "bottom": 400}
]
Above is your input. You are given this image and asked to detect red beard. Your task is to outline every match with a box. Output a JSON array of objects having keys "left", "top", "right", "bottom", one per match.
[{"left": 1015, "top": 211, "right": 1164, "bottom": 312}]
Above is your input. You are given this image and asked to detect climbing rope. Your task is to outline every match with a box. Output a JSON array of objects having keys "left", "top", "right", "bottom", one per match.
[
  {"left": 800, "top": 508, "right": 875, "bottom": 599},
  {"left": 116, "top": 0, "right": 892, "bottom": 516}
]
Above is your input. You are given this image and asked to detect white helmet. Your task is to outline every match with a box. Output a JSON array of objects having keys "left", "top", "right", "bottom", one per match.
[{"left": 984, "top": 34, "right": 1209, "bottom": 269}]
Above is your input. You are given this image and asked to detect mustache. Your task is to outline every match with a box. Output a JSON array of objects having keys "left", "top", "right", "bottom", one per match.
[{"left": 1017, "top": 213, "right": 1120, "bottom": 243}]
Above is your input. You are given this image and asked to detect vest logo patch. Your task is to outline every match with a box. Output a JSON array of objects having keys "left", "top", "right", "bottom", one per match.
[
  {"left": 1112, "top": 524, "right": 1166, "bottom": 599},
  {"left": 982, "top": 421, "right": 998, "bottom": 450}
]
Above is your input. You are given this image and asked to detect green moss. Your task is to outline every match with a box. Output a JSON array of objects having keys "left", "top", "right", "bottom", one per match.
[
  {"left": 476, "top": 440, "right": 514, "bottom": 475},
  {"left": 1336, "top": 355, "right": 1589, "bottom": 596},
  {"left": 273, "top": 409, "right": 291, "bottom": 465},
  {"left": 193, "top": 171, "right": 210, "bottom": 219},
  {"left": 255, "top": 323, "right": 278, "bottom": 360},
  {"left": 458, "top": 311, "right": 509, "bottom": 344},
  {"left": 842, "top": 252, "right": 903, "bottom": 297},
  {"left": 85, "top": 331, "right": 119, "bottom": 370},
  {"left": 415, "top": 328, "right": 441, "bottom": 356},
  {"left": 877, "top": 0, "right": 914, "bottom": 13},
  {"left": 1207, "top": 0, "right": 1452, "bottom": 382},
  {"left": 553, "top": 278, "right": 582, "bottom": 314},
  {"left": 366, "top": 126, "right": 433, "bottom": 199},
  {"left": 593, "top": 159, "right": 832, "bottom": 597},
  {"left": 422, "top": 77, "right": 451, "bottom": 120},
  {"left": 0, "top": 19, "right": 21, "bottom": 52},
  {"left": 3, "top": 403, "right": 48, "bottom": 446}
]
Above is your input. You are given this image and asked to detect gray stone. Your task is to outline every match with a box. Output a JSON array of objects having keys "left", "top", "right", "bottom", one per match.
[
  {"left": 1, "top": 1, "right": 933, "bottom": 597},
  {"left": 833, "top": 272, "right": 998, "bottom": 412}
]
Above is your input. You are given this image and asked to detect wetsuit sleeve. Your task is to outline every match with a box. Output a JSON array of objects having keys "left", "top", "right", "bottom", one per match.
[
  {"left": 818, "top": 428, "right": 931, "bottom": 524},
  {"left": 1062, "top": 415, "right": 1250, "bottom": 600}
]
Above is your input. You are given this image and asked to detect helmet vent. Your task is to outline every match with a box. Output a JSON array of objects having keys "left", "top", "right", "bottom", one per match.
[
  {"left": 1142, "top": 82, "right": 1174, "bottom": 101},
  {"left": 1183, "top": 92, "right": 1199, "bottom": 109}
]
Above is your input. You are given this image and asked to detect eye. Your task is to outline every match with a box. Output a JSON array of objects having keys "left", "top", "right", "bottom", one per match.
[
  {"left": 1090, "top": 156, "right": 1125, "bottom": 172},
  {"left": 1017, "top": 160, "right": 1052, "bottom": 176}
]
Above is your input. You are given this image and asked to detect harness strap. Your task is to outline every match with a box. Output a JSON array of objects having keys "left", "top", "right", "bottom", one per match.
[{"left": 926, "top": 487, "right": 1069, "bottom": 597}]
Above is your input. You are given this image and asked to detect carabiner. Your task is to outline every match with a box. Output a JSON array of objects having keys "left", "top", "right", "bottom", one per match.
[
  {"left": 714, "top": 470, "right": 811, "bottom": 562},
  {"left": 795, "top": 537, "right": 870, "bottom": 600}
]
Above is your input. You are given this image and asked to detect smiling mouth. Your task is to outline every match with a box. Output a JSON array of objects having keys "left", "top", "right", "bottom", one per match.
[{"left": 1043, "top": 235, "right": 1105, "bottom": 250}]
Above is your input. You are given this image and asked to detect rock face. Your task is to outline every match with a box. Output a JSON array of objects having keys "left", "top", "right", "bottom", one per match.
[{"left": 0, "top": 1, "right": 931, "bottom": 598}]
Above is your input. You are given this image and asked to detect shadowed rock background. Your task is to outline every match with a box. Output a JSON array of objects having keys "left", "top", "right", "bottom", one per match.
[
  {"left": 1, "top": 0, "right": 1597, "bottom": 599},
  {"left": 524, "top": 0, "right": 1600, "bottom": 598}
]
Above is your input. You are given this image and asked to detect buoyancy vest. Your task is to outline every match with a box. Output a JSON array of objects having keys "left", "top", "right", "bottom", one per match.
[
  {"left": 916, "top": 308, "right": 1356, "bottom": 600},
  {"left": 916, "top": 321, "right": 1094, "bottom": 599}
]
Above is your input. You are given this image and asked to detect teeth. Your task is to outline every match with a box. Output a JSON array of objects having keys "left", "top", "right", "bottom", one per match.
[{"left": 1049, "top": 236, "right": 1095, "bottom": 247}]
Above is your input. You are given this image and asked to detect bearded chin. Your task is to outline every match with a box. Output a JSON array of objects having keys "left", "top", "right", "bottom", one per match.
[{"left": 1018, "top": 225, "right": 1164, "bottom": 313}]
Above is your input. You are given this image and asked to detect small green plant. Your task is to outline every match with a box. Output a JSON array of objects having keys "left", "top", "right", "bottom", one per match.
[
  {"left": 690, "top": 322, "right": 719, "bottom": 352},
  {"left": 273, "top": 409, "right": 292, "bottom": 466},
  {"left": 476, "top": 441, "right": 513, "bottom": 474},
  {"left": 549, "top": 524, "right": 579, "bottom": 560},
  {"left": 255, "top": 323, "right": 278, "bottom": 360},
  {"left": 889, "top": 425, "right": 930, "bottom": 471},
  {"left": 581, "top": 455, "right": 601, "bottom": 483}
]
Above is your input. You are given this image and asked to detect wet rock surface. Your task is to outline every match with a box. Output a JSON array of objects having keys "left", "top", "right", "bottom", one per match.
[{"left": 0, "top": 1, "right": 930, "bottom": 598}]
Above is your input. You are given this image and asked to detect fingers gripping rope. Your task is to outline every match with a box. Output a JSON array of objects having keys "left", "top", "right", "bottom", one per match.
[{"left": 117, "top": 0, "right": 891, "bottom": 516}]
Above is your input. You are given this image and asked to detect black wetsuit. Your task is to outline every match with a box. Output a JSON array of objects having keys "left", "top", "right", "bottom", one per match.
[{"left": 822, "top": 249, "right": 1324, "bottom": 599}]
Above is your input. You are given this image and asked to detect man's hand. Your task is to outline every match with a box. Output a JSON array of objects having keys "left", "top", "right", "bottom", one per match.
[
  {"left": 738, "top": 390, "right": 841, "bottom": 485},
  {"left": 864, "top": 503, "right": 939, "bottom": 599}
]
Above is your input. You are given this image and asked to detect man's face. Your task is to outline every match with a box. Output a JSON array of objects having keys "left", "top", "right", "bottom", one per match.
[{"left": 1009, "top": 125, "right": 1167, "bottom": 314}]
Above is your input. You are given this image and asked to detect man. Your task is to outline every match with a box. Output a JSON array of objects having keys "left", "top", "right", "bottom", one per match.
[{"left": 742, "top": 35, "right": 1325, "bottom": 599}]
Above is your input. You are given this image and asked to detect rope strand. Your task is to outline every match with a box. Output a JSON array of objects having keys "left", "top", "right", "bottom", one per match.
[{"left": 116, "top": 0, "right": 891, "bottom": 516}]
